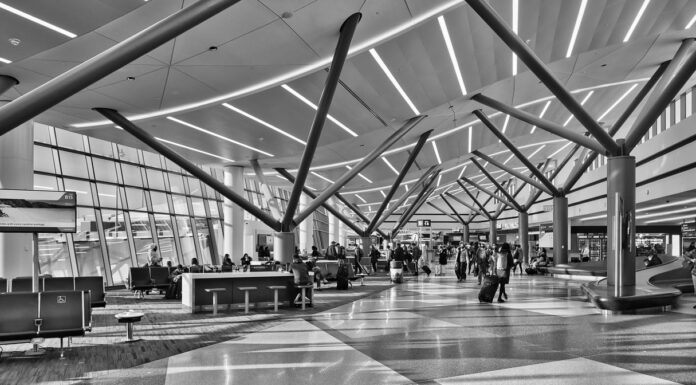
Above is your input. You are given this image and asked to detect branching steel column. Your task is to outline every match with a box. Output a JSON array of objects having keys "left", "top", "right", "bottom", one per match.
[
  {"left": 444, "top": 191, "right": 485, "bottom": 218},
  {"left": 470, "top": 158, "right": 523, "bottom": 212},
  {"left": 460, "top": 176, "right": 519, "bottom": 212},
  {"left": 440, "top": 194, "right": 466, "bottom": 225},
  {"left": 250, "top": 159, "right": 282, "bottom": 219},
  {"left": 427, "top": 201, "right": 461, "bottom": 224},
  {"left": 275, "top": 168, "right": 364, "bottom": 236},
  {"left": 332, "top": 192, "right": 389, "bottom": 239},
  {"left": 473, "top": 150, "right": 552, "bottom": 195},
  {"left": 293, "top": 115, "right": 425, "bottom": 227},
  {"left": 394, "top": 185, "right": 435, "bottom": 234},
  {"left": 0, "top": 0, "right": 242, "bottom": 137},
  {"left": 367, "top": 130, "right": 432, "bottom": 234},
  {"left": 563, "top": 62, "right": 668, "bottom": 192},
  {"left": 465, "top": 0, "right": 620, "bottom": 156},
  {"left": 626, "top": 48, "right": 696, "bottom": 152},
  {"left": 282, "top": 12, "right": 362, "bottom": 231},
  {"left": 520, "top": 158, "right": 554, "bottom": 209},
  {"left": 457, "top": 180, "right": 492, "bottom": 220},
  {"left": 96, "top": 108, "right": 281, "bottom": 230},
  {"left": 473, "top": 110, "right": 560, "bottom": 196}
]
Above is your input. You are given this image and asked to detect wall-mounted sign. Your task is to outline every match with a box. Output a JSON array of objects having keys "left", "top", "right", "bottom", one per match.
[
  {"left": 0, "top": 190, "right": 76, "bottom": 233},
  {"left": 417, "top": 219, "right": 431, "bottom": 227},
  {"left": 681, "top": 222, "right": 696, "bottom": 236}
]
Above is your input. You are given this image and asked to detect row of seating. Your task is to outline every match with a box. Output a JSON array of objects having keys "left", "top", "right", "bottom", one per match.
[
  {"left": 3, "top": 276, "right": 106, "bottom": 308},
  {"left": 0, "top": 290, "right": 93, "bottom": 358},
  {"left": 129, "top": 267, "right": 174, "bottom": 296}
]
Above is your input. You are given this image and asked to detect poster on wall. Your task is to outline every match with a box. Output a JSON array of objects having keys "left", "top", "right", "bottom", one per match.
[{"left": 0, "top": 190, "right": 76, "bottom": 233}]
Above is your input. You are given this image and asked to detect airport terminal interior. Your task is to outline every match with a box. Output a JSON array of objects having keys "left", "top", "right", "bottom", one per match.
[{"left": 1, "top": 0, "right": 696, "bottom": 384}]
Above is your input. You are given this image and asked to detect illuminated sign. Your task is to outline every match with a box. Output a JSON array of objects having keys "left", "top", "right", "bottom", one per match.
[{"left": 0, "top": 190, "right": 76, "bottom": 233}]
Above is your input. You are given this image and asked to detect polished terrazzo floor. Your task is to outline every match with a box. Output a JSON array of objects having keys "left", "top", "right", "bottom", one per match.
[{"left": 93, "top": 271, "right": 696, "bottom": 385}]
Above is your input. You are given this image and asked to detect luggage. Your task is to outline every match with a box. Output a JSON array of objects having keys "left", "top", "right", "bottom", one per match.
[
  {"left": 165, "top": 278, "right": 182, "bottom": 299},
  {"left": 390, "top": 260, "right": 404, "bottom": 283},
  {"left": 525, "top": 267, "right": 537, "bottom": 275},
  {"left": 421, "top": 265, "right": 432, "bottom": 275},
  {"left": 336, "top": 262, "right": 350, "bottom": 290},
  {"left": 478, "top": 274, "right": 499, "bottom": 303}
]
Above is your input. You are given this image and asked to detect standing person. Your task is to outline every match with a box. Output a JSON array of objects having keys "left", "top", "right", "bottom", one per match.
[
  {"left": 336, "top": 243, "right": 346, "bottom": 259},
  {"left": 511, "top": 245, "right": 523, "bottom": 274},
  {"left": 476, "top": 245, "right": 489, "bottom": 285},
  {"left": 458, "top": 244, "right": 468, "bottom": 281},
  {"left": 495, "top": 243, "right": 514, "bottom": 302},
  {"left": 240, "top": 253, "right": 252, "bottom": 272},
  {"left": 354, "top": 244, "right": 368, "bottom": 274},
  {"left": 437, "top": 246, "right": 448, "bottom": 276},
  {"left": 468, "top": 243, "right": 478, "bottom": 275},
  {"left": 405, "top": 246, "right": 413, "bottom": 274},
  {"left": 149, "top": 244, "right": 162, "bottom": 267},
  {"left": 385, "top": 245, "right": 393, "bottom": 262},
  {"left": 369, "top": 245, "right": 381, "bottom": 273}
]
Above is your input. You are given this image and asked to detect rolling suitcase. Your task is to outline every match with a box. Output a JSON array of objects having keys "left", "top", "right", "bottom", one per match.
[
  {"left": 478, "top": 274, "right": 499, "bottom": 303},
  {"left": 421, "top": 265, "right": 431, "bottom": 275}
]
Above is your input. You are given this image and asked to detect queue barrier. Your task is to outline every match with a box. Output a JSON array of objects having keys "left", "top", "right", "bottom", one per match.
[
  {"left": 0, "top": 290, "right": 92, "bottom": 357},
  {"left": 10, "top": 276, "right": 106, "bottom": 308}
]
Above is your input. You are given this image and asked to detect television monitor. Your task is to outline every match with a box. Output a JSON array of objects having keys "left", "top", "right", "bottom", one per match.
[{"left": 0, "top": 190, "right": 76, "bottom": 233}]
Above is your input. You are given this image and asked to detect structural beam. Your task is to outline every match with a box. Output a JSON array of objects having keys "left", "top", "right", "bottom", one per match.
[
  {"left": 366, "top": 130, "right": 432, "bottom": 234},
  {"left": 0, "top": 0, "right": 242, "bottom": 138},
  {"left": 293, "top": 115, "right": 425, "bottom": 227},
  {"left": 473, "top": 150, "right": 552, "bottom": 195},
  {"left": 250, "top": 160, "right": 282, "bottom": 219},
  {"left": 96, "top": 108, "right": 281, "bottom": 230},
  {"left": 332, "top": 192, "right": 389, "bottom": 239},
  {"left": 526, "top": 148, "right": 577, "bottom": 208},
  {"left": 470, "top": 158, "right": 523, "bottom": 212},
  {"left": 473, "top": 110, "right": 560, "bottom": 196},
  {"left": 393, "top": 185, "right": 435, "bottom": 234},
  {"left": 275, "top": 168, "right": 364, "bottom": 236},
  {"left": 459, "top": 176, "right": 519, "bottom": 212},
  {"left": 444, "top": 191, "right": 485, "bottom": 218},
  {"left": 440, "top": 194, "right": 467, "bottom": 225},
  {"left": 471, "top": 95, "right": 606, "bottom": 155},
  {"left": 427, "top": 201, "right": 461, "bottom": 224},
  {"left": 465, "top": 0, "right": 621, "bottom": 156},
  {"left": 0, "top": 75, "right": 18, "bottom": 96},
  {"left": 563, "top": 61, "right": 669, "bottom": 192},
  {"left": 625, "top": 47, "right": 696, "bottom": 152},
  {"left": 282, "top": 12, "right": 362, "bottom": 230},
  {"left": 457, "top": 180, "right": 492, "bottom": 220}
]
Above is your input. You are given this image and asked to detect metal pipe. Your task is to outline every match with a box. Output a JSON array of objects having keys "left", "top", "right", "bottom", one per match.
[
  {"left": 275, "top": 168, "right": 365, "bottom": 236},
  {"left": 626, "top": 48, "right": 696, "bottom": 151},
  {"left": 642, "top": 40, "right": 694, "bottom": 110},
  {"left": 473, "top": 150, "right": 552, "bottom": 195},
  {"left": 465, "top": 0, "right": 620, "bottom": 156},
  {"left": 0, "top": 0, "right": 242, "bottom": 137},
  {"left": 96, "top": 108, "right": 281, "bottom": 230},
  {"left": 457, "top": 180, "right": 492, "bottom": 219},
  {"left": 460, "top": 176, "right": 518, "bottom": 212},
  {"left": 472, "top": 95, "right": 606, "bottom": 155},
  {"left": 366, "top": 130, "right": 432, "bottom": 234},
  {"left": 250, "top": 159, "right": 282, "bottom": 219},
  {"left": 293, "top": 115, "right": 425, "bottom": 227},
  {"left": 332, "top": 192, "right": 389, "bottom": 240},
  {"left": 473, "top": 110, "right": 560, "bottom": 196},
  {"left": 282, "top": 12, "right": 362, "bottom": 230},
  {"left": 440, "top": 194, "right": 467, "bottom": 225},
  {"left": 470, "top": 158, "right": 523, "bottom": 212}
]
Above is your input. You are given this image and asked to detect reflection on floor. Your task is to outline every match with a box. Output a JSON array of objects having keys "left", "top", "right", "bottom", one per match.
[{"left": 122, "top": 273, "right": 696, "bottom": 385}]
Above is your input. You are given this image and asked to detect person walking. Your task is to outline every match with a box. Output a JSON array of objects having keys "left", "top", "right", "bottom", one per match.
[
  {"left": 476, "top": 244, "right": 489, "bottom": 285},
  {"left": 437, "top": 246, "right": 448, "bottom": 276},
  {"left": 511, "top": 245, "right": 523, "bottom": 274},
  {"left": 496, "top": 243, "right": 514, "bottom": 302},
  {"left": 455, "top": 244, "right": 467, "bottom": 282},
  {"left": 370, "top": 245, "right": 381, "bottom": 274}
]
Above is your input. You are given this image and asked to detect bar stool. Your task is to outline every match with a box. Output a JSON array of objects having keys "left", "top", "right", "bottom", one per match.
[
  {"left": 237, "top": 286, "right": 257, "bottom": 314},
  {"left": 294, "top": 284, "right": 314, "bottom": 310},
  {"left": 356, "top": 273, "right": 366, "bottom": 286},
  {"left": 204, "top": 288, "right": 226, "bottom": 315},
  {"left": 267, "top": 285, "right": 287, "bottom": 311}
]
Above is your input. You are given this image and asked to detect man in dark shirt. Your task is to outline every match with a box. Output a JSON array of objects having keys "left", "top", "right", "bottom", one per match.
[{"left": 291, "top": 255, "right": 312, "bottom": 306}]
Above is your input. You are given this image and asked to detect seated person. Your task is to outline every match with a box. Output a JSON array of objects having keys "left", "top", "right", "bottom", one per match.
[
  {"left": 290, "top": 255, "right": 312, "bottom": 306},
  {"left": 189, "top": 257, "right": 203, "bottom": 273},
  {"left": 240, "top": 253, "right": 252, "bottom": 272},
  {"left": 221, "top": 254, "right": 235, "bottom": 271},
  {"left": 644, "top": 253, "right": 662, "bottom": 267},
  {"left": 306, "top": 256, "right": 328, "bottom": 289}
]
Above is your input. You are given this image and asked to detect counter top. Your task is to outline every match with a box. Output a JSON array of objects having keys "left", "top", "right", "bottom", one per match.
[{"left": 183, "top": 271, "right": 292, "bottom": 279}]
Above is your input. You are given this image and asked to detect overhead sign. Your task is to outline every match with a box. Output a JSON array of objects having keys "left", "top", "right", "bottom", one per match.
[
  {"left": 417, "top": 219, "right": 431, "bottom": 227},
  {"left": 681, "top": 222, "right": 696, "bottom": 236},
  {"left": 0, "top": 190, "right": 77, "bottom": 233}
]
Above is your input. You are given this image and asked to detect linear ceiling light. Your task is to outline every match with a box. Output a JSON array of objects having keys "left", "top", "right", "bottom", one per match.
[
  {"left": 636, "top": 197, "right": 696, "bottom": 213},
  {"left": 354, "top": 194, "right": 367, "bottom": 203},
  {"left": 437, "top": 174, "right": 442, "bottom": 187},
  {"left": 686, "top": 13, "right": 696, "bottom": 29},
  {"left": 432, "top": 141, "right": 442, "bottom": 164},
  {"left": 503, "top": 153, "right": 515, "bottom": 165},
  {"left": 624, "top": 0, "right": 650, "bottom": 42},
  {"left": 637, "top": 207, "right": 696, "bottom": 220},
  {"left": 404, "top": 184, "right": 409, "bottom": 192},
  {"left": 512, "top": 0, "right": 519, "bottom": 76},
  {"left": 382, "top": 157, "right": 399, "bottom": 175},
  {"left": 346, "top": 165, "right": 373, "bottom": 183},
  {"left": 458, "top": 164, "right": 467, "bottom": 179},
  {"left": 468, "top": 126, "right": 473, "bottom": 153},
  {"left": 155, "top": 137, "right": 235, "bottom": 162},
  {"left": 530, "top": 100, "right": 552, "bottom": 134},
  {"left": 0, "top": 2, "right": 77, "bottom": 38},
  {"left": 597, "top": 83, "right": 638, "bottom": 122},
  {"left": 566, "top": 0, "right": 588, "bottom": 58},
  {"left": 563, "top": 91, "right": 593, "bottom": 126},
  {"left": 438, "top": 15, "right": 467, "bottom": 95},
  {"left": 527, "top": 144, "right": 545, "bottom": 160},
  {"left": 644, "top": 213, "right": 696, "bottom": 224},
  {"left": 0, "top": 57, "right": 11, "bottom": 64},
  {"left": 548, "top": 141, "right": 571, "bottom": 159},
  {"left": 280, "top": 84, "right": 358, "bottom": 137},
  {"left": 311, "top": 171, "right": 334, "bottom": 184},
  {"left": 501, "top": 114, "right": 510, "bottom": 134},
  {"left": 166, "top": 116, "right": 274, "bottom": 157},
  {"left": 369, "top": 48, "right": 420, "bottom": 115},
  {"left": 222, "top": 103, "right": 306, "bottom": 145},
  {"left": 380, "top": 190, "right": 387, "bottom": 198}
]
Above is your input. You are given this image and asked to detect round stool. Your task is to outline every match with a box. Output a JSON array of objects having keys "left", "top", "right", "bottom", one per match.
[
  {"left": 294, "top": 284, "right": 314, "bottom": 310},
  {"left": 204, "top": 288, "right": 226, "bottom": 315},
  {"left": 356, "top": 273, "right": 367, "bottom": 286},
  {"left": 237, "top": 286, "right": 257, "bottom": 314},
  {"left": 267, "top": 285, "right": 287, "bottom": 311},
  {"left": 114, "top": 311, "right": 145, "bottom": 343}
]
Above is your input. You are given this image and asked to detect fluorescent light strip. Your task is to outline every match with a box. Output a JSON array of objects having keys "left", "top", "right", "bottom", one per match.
[
  {"left": 563, "top": 91, "right": 593, "bottom": 127},
  {"left": 566, "top": 0, "right": 588, "bottom": 58},
  {"left": 624, "top": 0, "right": 650, "bottom": 42},
  {"left": 34, "top": 185, "right": 56, "bottom": 190},
  {"left": 637, "top": 207, "right": 696, "bottom": 220},
  {"left": 636, "top": 197, "right": 696, "bottom": 212},
  {"left": 501, "top": 114, "right": 510, "bottom": 134},
  {"left": 432, "top": 141, "right": 442, "bottom": 164},
  {"left": 281, "top": 84, "right": 358, "bottom": 137},
  {"left": 644, "top": 213, "right": 696, "bottom": 224},
  {"left": 369, "top": 48, "right": 420, "bottom": 115},
  {"left": 0, "top": 57, "right": 11, "bottom": 64},
  {"left": 155, "top": 137, "right": 235, "bottom": 162},
  {"left": 404, "top": 185, "right": 409, "bottom": 192},
  {"left": 346, "top": 165, "right": 373, "bottom": 183},
  {"left": 0, "top": 2, "right": 76, "bottom": 38},
  {"left": 530, "top": 100, "right": 551, "bottom": 134},
  {"left": 597, "top": 84, "right": 639, "bottom": 122},
  {"left": 438, "top": 15, "right": 467, "bottom": 95},
  {"left": 686, "top": 13, "right": 696, "bottom": 29},
  {"left": 437, "top": 174, "right": 442, "bottom": 187},
  {"left": 503, "top": 153, "right": 515, "bottom": 165},
  {"left": 354, "top": 194, "right": 367, "bottom": 204},
  {"left": 222, "top": 103, "right": 306, "bottom": 145},
  {"left": 311, "top": 171, "right": 334, "bottom": 184},
  {"left": 512, "top": 0, "right": 518, "bottom": 76},
  {"left": 527, "top": 144, "right": 545, "bottom": 160},
  {"left": 382, "top": 157, "right": 399, "bottom": 175},
  {"left": 548, "top": 141, "right": 571, "bottom": 159},
  {"left": 468, "top": 126, "right": 472, "bottom": 153},
  {"left": 167, "top": 117, "right": 274, "bottom": 157},
  {"left": 458, "top": 164, "right": 467, "bottom": 179},
  {"left": 380, "top": 190, "right": 387, "bottom": 198}
]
